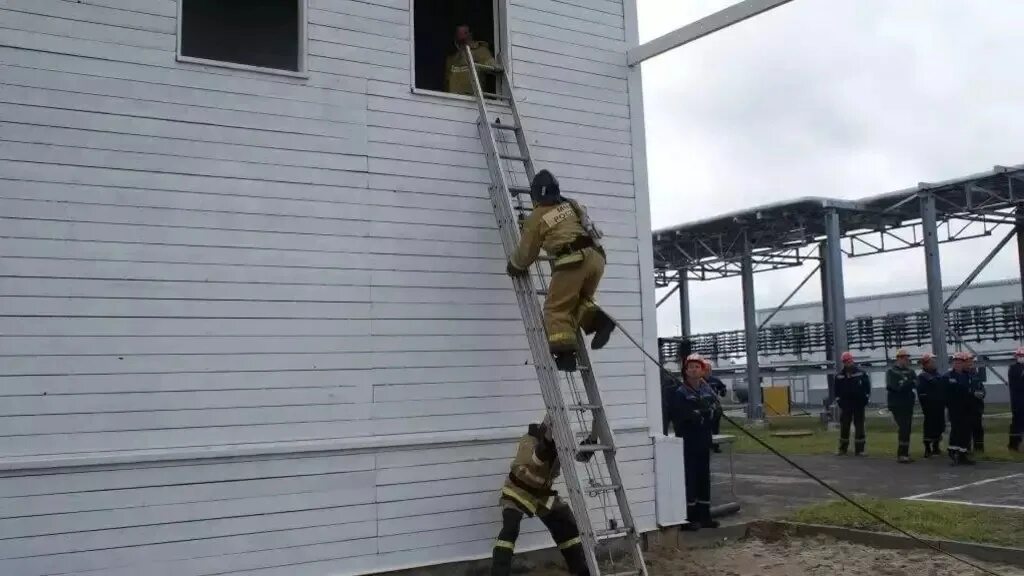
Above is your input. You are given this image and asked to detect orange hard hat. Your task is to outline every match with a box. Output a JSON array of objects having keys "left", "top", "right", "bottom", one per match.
[
  {"left": 685, "top": 353, "right": 705, "bottom": 366},
  {"left": 895, "top": 348, "right": 910, "bottom": 358},
  {"left": 840, "top": 351, "right": 854, "bottom": 363},
  {"left": 1016, "top": 347, "right": 1024, "bottom": 357}
]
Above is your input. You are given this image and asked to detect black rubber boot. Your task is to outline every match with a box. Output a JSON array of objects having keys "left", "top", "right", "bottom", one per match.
[
  {"left": 589, "top": 309, "right": 615, "bottom": 351},
  {"left": 553, "top": 351, "right": 577, "bottom": 372}
]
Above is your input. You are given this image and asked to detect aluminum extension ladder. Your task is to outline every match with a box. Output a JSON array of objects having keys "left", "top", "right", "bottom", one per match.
[{"left": 463, "top": 46, "right": 647, "bottom": 576}]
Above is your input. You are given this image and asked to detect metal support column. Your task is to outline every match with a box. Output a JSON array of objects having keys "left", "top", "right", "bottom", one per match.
[
  {"left": 1017, "top": 206, "right": 1024, "bottom": 304},
  {"left": 678, "top": 270, "right": 691, "bottom": 337},
  {"left": 819, "top": 242, "right": 835, "bottom": 403},
  {"left": 921, "top": 192, "right": 949, "bottom": 373},
  {"left": 824, "top": 211, "right": 848, "bottom": 361},
  {"left": 741, "top": 235, "right": 762, "bottom": 419}
]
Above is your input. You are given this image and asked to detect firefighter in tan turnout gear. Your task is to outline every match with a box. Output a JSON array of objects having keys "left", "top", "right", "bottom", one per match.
[
  {"left": 506, "top": 170, "right": 615, "bottom": 372},
  {"left": 491, "top": 414, "right": 591, "bottom": 575}
]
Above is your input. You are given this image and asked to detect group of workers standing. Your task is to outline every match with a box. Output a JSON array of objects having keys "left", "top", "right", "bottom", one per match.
[{"left": 834, "top": 347, "right": 1024, "bottom": 465}]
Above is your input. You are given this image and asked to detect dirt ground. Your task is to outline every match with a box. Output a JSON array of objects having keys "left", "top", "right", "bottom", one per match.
[{"left": 528, "top": 534, "right": 1024, "bottom": 576}]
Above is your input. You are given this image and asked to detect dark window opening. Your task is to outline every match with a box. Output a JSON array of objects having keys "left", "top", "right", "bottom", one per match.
[
  {"left": 414, "top": 0, "right": 498, "bottom": 95},
  {"left": 181, "top": 0, "right": 302, "bottom": 72}
]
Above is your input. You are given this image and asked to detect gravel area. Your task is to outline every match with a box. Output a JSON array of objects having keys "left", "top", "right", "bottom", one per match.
[{"left": 527, "top": 533, "right": 1023, "bottom": 576}]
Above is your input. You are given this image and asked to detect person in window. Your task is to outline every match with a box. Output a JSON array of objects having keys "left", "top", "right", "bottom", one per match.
[{"left": 444, "top": 24, "right": 495, "bottom": 95}]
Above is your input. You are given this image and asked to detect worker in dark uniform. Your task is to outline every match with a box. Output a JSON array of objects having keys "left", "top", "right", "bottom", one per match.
[
  {"left": 490, "top": 414, "right": 590, "bottom": 576},
  {"left": 703, "top": 359, "right": 727, "bottom": 453},
  {"left": 835, "top": 351, "right": 871, "bottom": 456},
  {"left": 506, "top": 170, "right": 615, "bottom": 372},
  {"left": 966, "top": 354, "right": 986, "bottom": 453},
  {"left": 886, "top": 348, "right": 917, "bottom": 463},
  {"left": 916, "top": 352, "right": 945, "bottom": 458},
  {"left": 945, "top": 352, "right": 981, "bottom": 465},
  {"left": 444, "top": 24, "right": 496, "bottom": 95},
  {"left": 667, "top": 354, "right": 719, "bottom": 531},
  {"left": 1009, "top": 347, "right": 1024, "bottom": 452}
]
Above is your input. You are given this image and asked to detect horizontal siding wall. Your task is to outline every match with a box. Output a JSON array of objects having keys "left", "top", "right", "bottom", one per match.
[
  {"left": 0, "top": 432, "right": 654, "bottom": 576},
  {"left": 0, "top": 0, "right": 652, "bottom": 574}
]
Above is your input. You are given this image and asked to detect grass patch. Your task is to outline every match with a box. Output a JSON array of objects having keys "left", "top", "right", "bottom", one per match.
[
  {"left": 789, "top": 498, "right": 1024, "bottom": 548},
  {"left": 722, "top": 412, "right": 1024, "bottom": 463}
]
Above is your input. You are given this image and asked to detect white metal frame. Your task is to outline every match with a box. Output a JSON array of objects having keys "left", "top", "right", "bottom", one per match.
[
  {"left": 176, "top": 0, "right": 310, "bottom": 78},
  {"left": 408, "top": 0, "right": 511, "bottom": 101},
  {"left": 628, "top": 0, "right": 796, "bottom": 66}
]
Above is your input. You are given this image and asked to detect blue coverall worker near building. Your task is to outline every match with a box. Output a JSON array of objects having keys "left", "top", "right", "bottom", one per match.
[{"left": 668, "top": 353, "right": 719, "bottom": 531}]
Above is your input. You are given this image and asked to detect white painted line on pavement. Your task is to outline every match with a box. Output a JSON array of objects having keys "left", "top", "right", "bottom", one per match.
[
  {"left": 906, "top": 497, "right": 1024, "bottom": 512},
  {"left": 903, "top": 473, "right": 1023, "bottom": 501}
]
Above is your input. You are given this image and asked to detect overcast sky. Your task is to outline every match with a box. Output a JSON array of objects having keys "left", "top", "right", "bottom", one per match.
[{"left": 635, "top": 0, "right": 1024, "bottom": 336}]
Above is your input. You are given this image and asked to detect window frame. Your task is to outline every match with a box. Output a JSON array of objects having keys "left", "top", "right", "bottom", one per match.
[
  {"left": 408, "top": 0, "right": 511, "bottom": 101},
  {"left": 175, "top": 0, "right": 310, "bottom": 78}
]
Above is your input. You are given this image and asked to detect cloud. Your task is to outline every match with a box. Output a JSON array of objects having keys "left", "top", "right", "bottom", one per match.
[{"left": 639, "top": 0, "right": 1024, "bottom": 335}]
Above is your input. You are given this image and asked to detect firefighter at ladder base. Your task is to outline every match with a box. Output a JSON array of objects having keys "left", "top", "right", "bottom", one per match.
[
  {"left": 885, "top": 348, "right": 917, "bottom": 463},
  {"left": 835, "top": 351, "right": 871, "bottom": 456},
  {"left": 945, "top": 351, "right": 983, "bottom": 465},
  {"left": 491, "top": 414, "right": 591, "bottom": 576},
  {"left": 1009, "top": 347, "right": 1024, "bottom": 452},
  {"left": 506, "top": 170, "right": 616, "bottom": 372},
  {"left": 916, "top": 352, "right": 945, "bottom": 458},
  {"left": 668, "top": 354, "right": 720, "bottom": 531}
]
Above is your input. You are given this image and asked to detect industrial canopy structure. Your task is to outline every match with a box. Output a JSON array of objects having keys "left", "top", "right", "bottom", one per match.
[{"left": 652, "top": 164, "right": 1024, "bottom": 417}]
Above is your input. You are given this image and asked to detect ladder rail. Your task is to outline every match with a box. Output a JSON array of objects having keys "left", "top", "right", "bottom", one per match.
[{"left": 463, "top": 45, "right": 647, "bottom": 576}]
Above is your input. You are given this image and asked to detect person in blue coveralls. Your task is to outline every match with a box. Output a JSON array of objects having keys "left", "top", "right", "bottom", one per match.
[{"left": 667, "top": 353, "right": 720, "bottom": 531}]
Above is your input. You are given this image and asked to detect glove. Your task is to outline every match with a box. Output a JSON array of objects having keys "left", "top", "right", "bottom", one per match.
[
  {"left": 973, "top": 390, "right": 985, "bottom": 399},
  {"left": 506, "top": 261, "right": 526, "bottom": 277}
]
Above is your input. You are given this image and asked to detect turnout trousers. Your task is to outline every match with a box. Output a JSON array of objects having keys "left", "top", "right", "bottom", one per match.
[
  {"left": 544, "top": 247, "right": 605, "bottom": 353},
  {"left": 683, "top": 431, "right": 712, "bottom": 523},
  {"left": 838, "top": 405, "right": 866, "bottom": 454},
  {"left": 491, "top": 499, "right": 589, "bottom": 576},
  {"left": 890, "top": 405, "right": 913, "bottom": 458}
]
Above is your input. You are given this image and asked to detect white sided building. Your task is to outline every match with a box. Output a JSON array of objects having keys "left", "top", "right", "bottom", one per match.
[{"left": 0, "top": 1, "right": 664, "bottom": 574}]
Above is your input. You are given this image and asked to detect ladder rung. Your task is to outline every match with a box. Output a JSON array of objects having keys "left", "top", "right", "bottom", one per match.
[
  {"left": 594, "top": 526, "right": 632, "bottom": 539},
  {"left": 508, "top": 186, "right": 530, "bottom": 196},
  {"left": 491, "top": 121, "right": 519, "bottom": 131},
  {"left": 577, "top": 443, "right": 614, "bottom": 454},
  {"left": 535, "top": 289, "right": 548, "bottom": 296},
  {"left": 482, "top": 91, "right": 508, "bottom": 100},
  {"left": 499, "top": 153, "right": 528, "bottom": 162},
  {"left": 566, "top": 404, "right": 600, "bottom": 411},
  {"left": 586, "top": 483, "right": 621, "bottom": 493},
  {"left": 604, "top": 571, "right": 643, "bottom": 576},
  {"left": 475, "top": 63, "right": 504, "bottom": 73}
]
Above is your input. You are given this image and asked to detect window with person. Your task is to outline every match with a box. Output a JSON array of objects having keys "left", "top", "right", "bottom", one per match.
[
  {"left": 178, "top": 0, "right": 305, "bottom": 74},
  {"left": 412, "top": 0, "right": 501, "bottom": 96}
]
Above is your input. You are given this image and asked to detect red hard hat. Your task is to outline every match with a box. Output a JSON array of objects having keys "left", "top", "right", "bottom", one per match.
[
  {"left": 685, "top": 353, "right": 704, "bottom": 366},
  {"left": 840, "top": 351, "right": 854, "bottom": 363},
  {"left": 1016, "top": 347, "right": 1024, "bottom": 357},
  {"left": 920, "top": 352, "right": 935, "bottom": 363},
  {"left": 953, "top": 352, "right": 969, "bottom": 361}
]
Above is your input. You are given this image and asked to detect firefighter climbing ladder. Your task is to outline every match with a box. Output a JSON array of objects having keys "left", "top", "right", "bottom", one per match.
[{"left": 463, "top": 47, "right": 648, "bottom": 576}]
